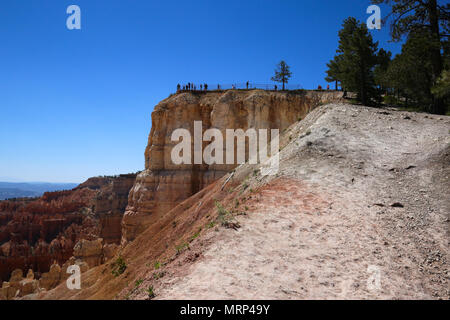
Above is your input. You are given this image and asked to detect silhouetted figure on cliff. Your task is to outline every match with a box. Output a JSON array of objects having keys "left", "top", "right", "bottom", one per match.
[
  {"left": 177, "top": 84, "right": 181, "bottom": 92},
  {"left": 204, "top": 83, "right": 208, "bottom": 91},
  {"left": 274, "top": 85, "right": 277, "bottom": 91},
  {"left": 246, "top": 81, "right": 249, "bottom": 89}
]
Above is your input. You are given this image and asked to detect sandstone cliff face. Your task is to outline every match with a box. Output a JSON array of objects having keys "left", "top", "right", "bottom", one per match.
[
  {"left": 93, "top": 174, "right": 137, "bottom": 244},
  {"left": 123, "top": 90, "right": 343, "bottom": 242}
]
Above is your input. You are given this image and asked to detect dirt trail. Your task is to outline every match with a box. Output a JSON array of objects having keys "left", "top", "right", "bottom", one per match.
[{"left": 141, "top": 104, "right": 449, "bottom": 300}]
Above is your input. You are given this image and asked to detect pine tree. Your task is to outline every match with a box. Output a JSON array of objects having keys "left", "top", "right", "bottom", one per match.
[
  {"left": 372, "top": 0, "right": 449, "bottom": 113},
  {"left": 326, "top": 17, "right": 381, "bottom": 105},
  {"left": 384, "top": 29, "right": 439, "bottom": 109},
  {"left": 374, "top": 48, "right": 392, "bottom": 95},
  {"left": 432, "top": 70, "right": 450, "bottom": 99},
  {"left": 271, "top": 61, "right": 292, "bottom": 90},
  {"left": 325, "top": 55, "right": 343, "bottom": 90}
]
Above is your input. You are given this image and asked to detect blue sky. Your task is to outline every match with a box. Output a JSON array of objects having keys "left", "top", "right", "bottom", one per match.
[{"left": 0, "top": 0, "right": 401, "bottom": 183}]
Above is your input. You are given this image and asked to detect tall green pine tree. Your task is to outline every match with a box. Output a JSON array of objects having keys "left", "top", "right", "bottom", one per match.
[
  {"left": 372, "top": 0, "right": 449, "bottom": 113},
  {"left": 326, "top": 17, "right": 381, "bottom": 105}
]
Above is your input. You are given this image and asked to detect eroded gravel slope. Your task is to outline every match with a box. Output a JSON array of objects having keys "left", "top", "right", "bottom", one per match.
[{"left": 134, "top": 104, "right": 450, "bottom": 300}]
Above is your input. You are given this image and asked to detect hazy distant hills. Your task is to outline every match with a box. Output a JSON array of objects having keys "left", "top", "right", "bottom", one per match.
[{"left": 0, "top": 182, "right": 79, "bottom": 200}]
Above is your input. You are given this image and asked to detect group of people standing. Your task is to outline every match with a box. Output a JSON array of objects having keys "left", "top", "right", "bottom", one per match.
[
  {"left": 177, "top": 81, "right": 253, "bottom": 92},
  {"left": 177, "top": 83, "right": 209, "bottom": 92},
  {"left": 317, "top": 84, "right": 331, "bottom": 91},
  {"left": 176, "top": 81, "right": 333, "bottom": 92}
]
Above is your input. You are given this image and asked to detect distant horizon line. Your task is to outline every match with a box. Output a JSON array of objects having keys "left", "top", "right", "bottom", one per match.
[
  {"left": 0, "top": 179, "right": 81, "bottom": 185},
  {"left": 0, "top": 172, "right": 142, "bottom": 185}
]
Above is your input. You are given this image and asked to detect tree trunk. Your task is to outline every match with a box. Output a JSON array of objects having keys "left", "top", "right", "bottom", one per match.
[{"left": 428, "top": 0, "right": 444, "bottom": 114}]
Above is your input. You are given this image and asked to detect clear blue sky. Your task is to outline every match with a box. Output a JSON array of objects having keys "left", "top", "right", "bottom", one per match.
[{"left": 0, "top": 0, "right": 401, "bottom": 183}]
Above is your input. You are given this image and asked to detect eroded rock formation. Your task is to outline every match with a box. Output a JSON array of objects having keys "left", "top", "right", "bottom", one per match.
[
  {"left": 73, "top": 238, "right": 103, "bottom": 268},
  {"left": 93, "top": 174, "right": 137, "bottom": 244},
  {"left": 123, "top": 90, "right": 343, "bottom": 242},
  {"left": 0, "top": 174, "right": 136, "bottom": 287},
  {"left": 0, "top": 237, "right": 119, "bottom": 299}
]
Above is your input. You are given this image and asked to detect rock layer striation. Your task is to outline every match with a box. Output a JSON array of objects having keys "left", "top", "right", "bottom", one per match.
[{"left": 123, "top": 90, "right": 343, "bottom": 242}]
